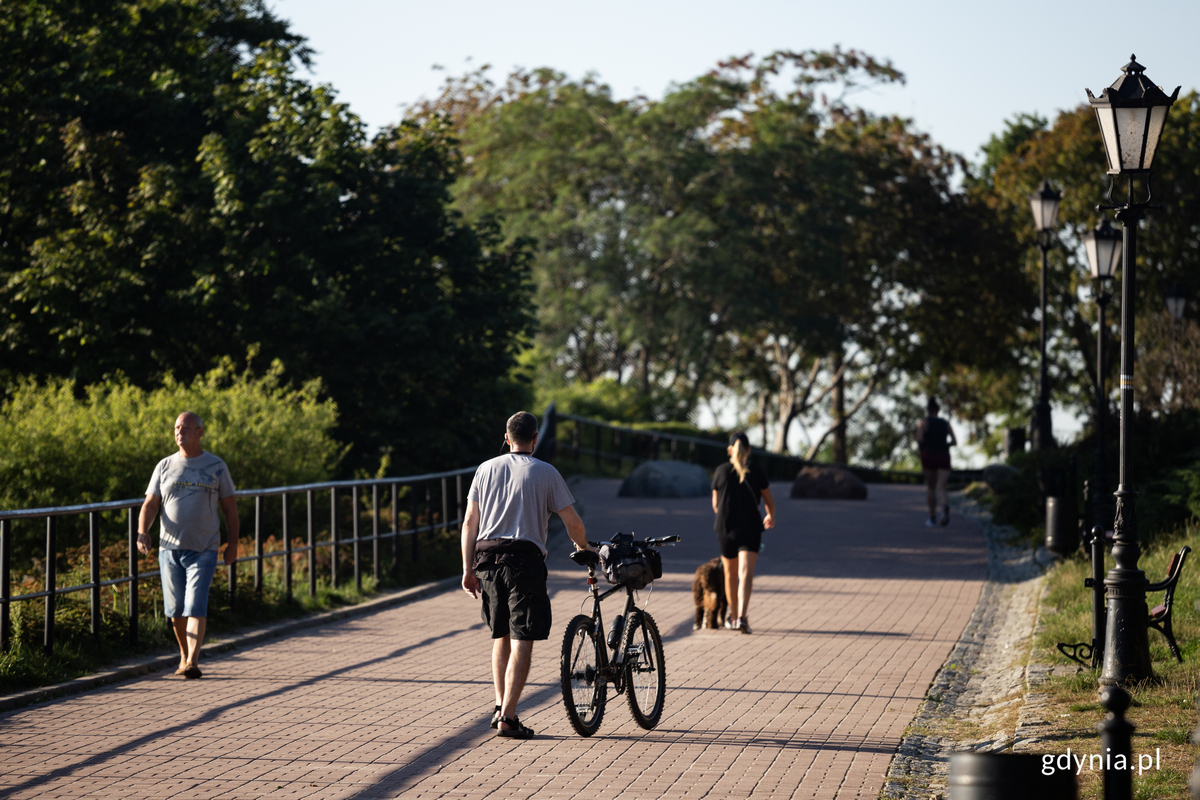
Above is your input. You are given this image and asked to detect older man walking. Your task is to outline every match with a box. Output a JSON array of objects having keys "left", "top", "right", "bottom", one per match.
[
  {"left": 136, "top": 412, "right": 239, "bottom": 679},
  {"left": 461, "top": 411, "right": 591, "bottom": 740}
]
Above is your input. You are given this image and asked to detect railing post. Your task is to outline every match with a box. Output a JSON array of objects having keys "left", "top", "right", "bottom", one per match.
[
  {"left": 227, "top": 514, "right": 237, "bottom": 614},
  {"left": 306, "top": 490, "right": 316, "bottom": 598},
  {"left": 254, "top": 496, "right": 263, "bottom": 593},
  {"left": 595, "top": 424, "right": 601, "bottom": 470},
  {"left": 283, "top": 493, "right": 292, "bottom": 603},
  {"left": 411, "top": 483, "right": 419, "bottom": 561},
  {"left": 1, "top": 519, "right": 10, "bottom": 652},
  {"left": 441, "top": 477, "right": 449, "bottom": 534},
  {"left": 456, "top": 473, "right": 464, "bottom": 528},
  {"left": 352, "top": 485, "right": 361, "bottom": 593},
  {"left": 372, "top": 485, "right": 380, "bottom": 585},
  {"left": 426, "top": 480, "right": 433, "bottom": 543},
  {"left": 615, "top": 429, "right": 622, "bottom": 472},
  {"left": 573, "top": 422, "right": 580, "bottom": 461},
  {"left": 89, "top": 510, "right": 100, "bottom": 637},
  {"left": 391, "top": 484, "right": 399, "bottom": 580},
  {"left": 329, "top": 487, "right": 338, "bottom": 589},
  {"left": 128, "top": 509, "right": 138, "bottom": 645},
  {"left": 44, "top": 516, "right": 56, "bottom": 655}
]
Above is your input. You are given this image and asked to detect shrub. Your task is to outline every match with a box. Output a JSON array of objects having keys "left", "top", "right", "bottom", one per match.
[{"left": 0, "top": 356, "right": 344, "bottom": 513}]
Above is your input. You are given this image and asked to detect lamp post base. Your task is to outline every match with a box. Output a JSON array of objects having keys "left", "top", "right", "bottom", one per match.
[
  {"left": 1099, "top": 488, "right": 1153, "bottom": 686},
  {"left": 1099, "top": 583, "right": 1153, "bottom": 685}
]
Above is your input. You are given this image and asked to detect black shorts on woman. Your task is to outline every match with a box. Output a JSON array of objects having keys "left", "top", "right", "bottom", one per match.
[{"left": 712, "top": 461, "right": 769, "bottom": 559}]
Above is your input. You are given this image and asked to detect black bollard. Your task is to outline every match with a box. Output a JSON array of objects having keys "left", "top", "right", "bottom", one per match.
[
  {"left": 1046, "top": 497, "right": 1080, "bottom": 555},
  {"left": 1099, "top": 685, "right": 1134, "bottom": 800},
  {"left": 948, "top": 752, "right": 1075, "bottom": 800}
]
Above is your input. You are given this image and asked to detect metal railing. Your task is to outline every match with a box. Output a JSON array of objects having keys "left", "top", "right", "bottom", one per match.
[
  {"left": 0, "top": 469, "right": 476, "bottom": 656},
  {"left": 553, "top": 410, "right": 983, "bottom": 488},
  {"left": 0, "top": 406, "right": 559, "bottom": 656}
]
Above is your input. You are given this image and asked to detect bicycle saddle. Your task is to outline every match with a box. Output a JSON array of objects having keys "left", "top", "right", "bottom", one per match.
[{"left": 569, "top": 549, "right": 600, "bottom": 566}]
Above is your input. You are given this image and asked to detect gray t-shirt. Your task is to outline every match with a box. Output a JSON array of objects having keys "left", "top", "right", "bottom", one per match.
[
  {"left": 146, "top": 451, "right": 236, "bottom": 552},
  {"left": 468, "top": 454, "right": 574, "bottom": 556}
]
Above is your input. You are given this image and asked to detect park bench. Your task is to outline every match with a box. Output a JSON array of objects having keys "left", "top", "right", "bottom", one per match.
[
  {"left": 1057, "top": 536, "right": 1190, "bottom": 668},
  {"left": 1146, "top": 545, "right": 1191, "bottom": 663}
]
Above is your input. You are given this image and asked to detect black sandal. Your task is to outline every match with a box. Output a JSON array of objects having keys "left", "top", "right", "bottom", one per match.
[
  {"left": 496, "top": 716, "right": 534, "bottom": 739},
  {"left": 490, "top": 705, "right": 502, "bottom": 729}
]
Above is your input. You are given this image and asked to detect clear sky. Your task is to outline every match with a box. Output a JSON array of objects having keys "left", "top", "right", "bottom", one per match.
[{"left": 268, "top": 0, "right": 1198, "bottom": 162}]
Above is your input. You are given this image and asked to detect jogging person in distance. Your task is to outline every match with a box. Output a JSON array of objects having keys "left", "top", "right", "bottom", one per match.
[
  {"left": 136, "top": 412, "right": 239, "bottom": 679},
  {"left": 461, "top": 411, "right": 592, "bottom": 740},
  {"left": 916, "top": 397, "right": 957, "bottom": 527}
]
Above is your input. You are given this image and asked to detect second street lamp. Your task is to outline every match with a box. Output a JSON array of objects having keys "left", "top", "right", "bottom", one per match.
[
  {"left": 1087, "top": 54, "right": 1180, "bottom": 686},
  {"left": 1082, "top": 219, "right": 1121, "bottom": 533},
  {"left": 1029, "top": 180, "right": 1062, "bottom": 452}
]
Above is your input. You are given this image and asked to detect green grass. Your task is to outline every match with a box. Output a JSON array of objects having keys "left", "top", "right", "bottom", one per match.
[{"left": 1030, "top": 522, "right": 1200, "bottom": 799}]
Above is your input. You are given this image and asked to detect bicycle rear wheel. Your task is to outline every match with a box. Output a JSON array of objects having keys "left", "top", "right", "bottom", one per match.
[
  {"left": 561, "top": 614, "right": 606, "bottom": 736},
  {"left": 623, "top": 610, "right": 666, "bottom": 729}
]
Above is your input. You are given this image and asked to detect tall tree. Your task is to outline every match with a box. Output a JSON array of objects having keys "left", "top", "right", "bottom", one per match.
[{"left": 0, "top": 0, "right": 534, "bottom": 472}]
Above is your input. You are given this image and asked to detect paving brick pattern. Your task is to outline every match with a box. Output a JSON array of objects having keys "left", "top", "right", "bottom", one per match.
[{"left": 0, "top": 479, "right": 985, "bottom": 799}]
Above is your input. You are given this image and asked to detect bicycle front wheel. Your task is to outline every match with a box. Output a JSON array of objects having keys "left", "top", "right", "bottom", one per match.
[
  {"left": 561, "top": 614, "right": 606, "bottom": 737},
  {"left": 623, "top": 610, "right": 666, "bottom": 729}
]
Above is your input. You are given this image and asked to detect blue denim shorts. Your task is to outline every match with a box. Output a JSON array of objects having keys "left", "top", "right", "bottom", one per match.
[{"left": 159, "top": 548, "right": 219, "bottom": 618}]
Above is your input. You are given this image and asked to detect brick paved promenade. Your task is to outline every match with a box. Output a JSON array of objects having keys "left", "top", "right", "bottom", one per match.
[{"left": 0, "top": 479, "right": 986, "bottom": 799}]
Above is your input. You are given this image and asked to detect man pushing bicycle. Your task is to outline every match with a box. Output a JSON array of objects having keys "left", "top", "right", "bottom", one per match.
[{"left": 461, "top": 411, "right": 592, "bottom": 740}]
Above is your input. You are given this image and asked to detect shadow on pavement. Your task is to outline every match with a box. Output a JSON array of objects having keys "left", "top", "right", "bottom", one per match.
[{"left": 0, "top": 623, "right": 485, "bottom": 800}]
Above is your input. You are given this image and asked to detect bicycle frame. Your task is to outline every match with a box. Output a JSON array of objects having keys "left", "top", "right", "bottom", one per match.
[{"left": 581, "top": 562, "right": 641, "bottom": 693}]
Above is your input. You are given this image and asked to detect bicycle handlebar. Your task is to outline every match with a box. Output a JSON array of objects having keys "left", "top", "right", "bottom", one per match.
[{"left": 585, "top": 534, "right": 680, "bottom": 549}]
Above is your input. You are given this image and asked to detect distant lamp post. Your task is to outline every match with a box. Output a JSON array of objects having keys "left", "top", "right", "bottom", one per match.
[
  {"left": 1087, "top": 54, "right": 1180, "bottom": 686},
  {"left": 1166, "top": 282, "right": 1186, "bottom": 324},
  {"left": 1082, "top": 219, "right": 1121, "bottom": 532},
  {"left": 1029, "top": 180, "right": 1062, "bottom": 452}
]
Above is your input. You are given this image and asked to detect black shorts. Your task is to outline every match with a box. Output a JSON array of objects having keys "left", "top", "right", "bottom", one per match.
[
  {"left": 474, "top": 542, "right": 551, "bottom": 641},
  {"left": 717, "top": 528, "right": 762, "bottom": 560}
]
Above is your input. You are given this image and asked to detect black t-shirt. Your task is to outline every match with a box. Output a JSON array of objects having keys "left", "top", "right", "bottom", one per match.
[
  {"left": 712, "top": 461, "right": 769, "bottom": 536},
  {"left": 919, "top": 416, "right": 951, "bottom": 454}
]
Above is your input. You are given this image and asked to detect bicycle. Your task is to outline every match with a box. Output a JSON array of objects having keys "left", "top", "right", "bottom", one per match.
[{"left": 561, "top": 533, "right": 680, "bottom": 737}]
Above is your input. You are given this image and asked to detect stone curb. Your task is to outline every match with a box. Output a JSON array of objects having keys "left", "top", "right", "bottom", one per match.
[
  {"left": 0, "top": 575, "right": 461, "bottom": 714},
  {"left": 881, "top": 491, "right": 1051, "bottom": 799}
]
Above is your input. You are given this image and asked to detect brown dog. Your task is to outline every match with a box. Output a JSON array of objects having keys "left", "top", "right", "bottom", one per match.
[{"left": 692, "top": 557, "right": 727, "bottom": 630}]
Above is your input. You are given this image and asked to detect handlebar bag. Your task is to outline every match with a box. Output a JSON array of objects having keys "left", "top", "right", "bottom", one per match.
[{"left": 599, "top": 533, "right": 662, "bottom": 590}]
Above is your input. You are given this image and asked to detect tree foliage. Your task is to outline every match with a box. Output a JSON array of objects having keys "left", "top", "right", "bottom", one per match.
[
  {"left": 974, "top": 94, "right": 1200, "bottom": 432},
  {"left": 414, "top": 51, "right": 1028, "bottom": 462},
  {"left": 0, "top": 0, "right": 534, "bottom": 474}
]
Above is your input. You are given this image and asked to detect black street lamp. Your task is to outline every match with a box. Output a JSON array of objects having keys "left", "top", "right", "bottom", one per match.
[
  {"left": 1029, "top": 180, "right": 1062, "bottom": 452},
  {"left": 1087, "top": 54, "right": 1180, "bottom": 686},
  {"left": 1083, "top": 219, "right": 1121, "bottom": 533},
  {"left": 1166, "top": 282, "right": 1186, "bottom": 324}
]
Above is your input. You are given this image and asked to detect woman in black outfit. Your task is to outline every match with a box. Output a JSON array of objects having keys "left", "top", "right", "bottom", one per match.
[{"left": 711, "top": 432, "right": 775, "bottom": 634}]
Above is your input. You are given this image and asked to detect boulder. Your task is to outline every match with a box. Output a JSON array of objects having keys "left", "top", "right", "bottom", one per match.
[
  {"left": 789, "top": 465, "right": 868, "bottom": 500},
  {"left": 618, "top": 460, "right": 711, "bottom": 498},
  {"left": 982, "top": 463, "right": 1020, "bottom": 493}
]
